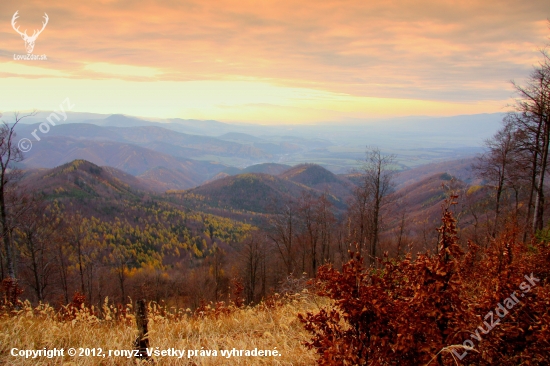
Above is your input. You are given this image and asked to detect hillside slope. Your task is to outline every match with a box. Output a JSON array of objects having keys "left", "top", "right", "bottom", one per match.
[
  {"left": 21, "top": 160, "right": 150, "bottom": 201},
  {"left": 184, "top": 173, "right": 308, "bottom": 213},
  {"left": 280, "top": 164, "right": 353, "bottom": 200},
  {"left": 184, "top": 173, "right": 343, "bottom": 215}
]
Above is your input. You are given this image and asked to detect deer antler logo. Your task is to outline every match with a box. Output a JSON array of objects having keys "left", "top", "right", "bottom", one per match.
[{"left": 11, "top": 11, "right": 49, "bottom": 54}]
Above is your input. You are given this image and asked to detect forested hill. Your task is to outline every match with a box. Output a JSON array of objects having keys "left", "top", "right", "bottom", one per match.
[
  {"left": 18, "top": 159, "right": 254, "bottom": 304},
  {"left": 176, "top": 164, "right": 352, "bottom": 215}
]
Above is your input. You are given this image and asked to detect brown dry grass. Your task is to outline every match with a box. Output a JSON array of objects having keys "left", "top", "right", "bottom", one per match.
[{"left": 0, "top": 292, "right": 324, "bottom": 365}]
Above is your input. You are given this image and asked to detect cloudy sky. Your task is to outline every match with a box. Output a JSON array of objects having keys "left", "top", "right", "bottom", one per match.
[{"left": 0, "top": 0, "right": 548, "bottom": 124}]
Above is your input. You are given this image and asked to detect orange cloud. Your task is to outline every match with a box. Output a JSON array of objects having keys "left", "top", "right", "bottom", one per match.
[{"left": 0, "top": 0, "right": 548, "bottom": 122}]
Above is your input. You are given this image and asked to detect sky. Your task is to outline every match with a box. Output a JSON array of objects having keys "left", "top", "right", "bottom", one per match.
[{"left": 0, "top": 0, "right": 548, "bottom": 124}]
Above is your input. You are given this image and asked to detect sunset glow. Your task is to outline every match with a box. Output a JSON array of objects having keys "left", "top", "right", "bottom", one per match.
[{"left": 1, "top": 0, "right": 548, "bottom": 123}]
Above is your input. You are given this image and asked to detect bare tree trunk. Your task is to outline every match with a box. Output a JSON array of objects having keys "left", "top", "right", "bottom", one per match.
[
  {"left": 396, "top": 212, "right": 406, "bottom": 259},
  {"left": 134, "top": 299, "right": 150, "bottom": 360},
  {"left": 57, "top": 243, "right": 70, "bottom": 304},
  {"left": 524, "top": 151, "right": 539, "bottom": 241},
  {"left": 0, "top": 192, "right": 15, "bottom": 279},
  {"left": 370, "top": 167, "right": 381, "bottom": 263},
  {"left": 533, "top": 121, "right": 549, "bottom": 232},
  {"left": 77, "top": 240, "right": 85, "bottom": 294}
]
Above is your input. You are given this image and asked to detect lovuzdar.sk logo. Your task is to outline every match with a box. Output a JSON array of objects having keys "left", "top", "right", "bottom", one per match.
[{"left": 11, "top": 10, "right": 48, "bottom": 61}]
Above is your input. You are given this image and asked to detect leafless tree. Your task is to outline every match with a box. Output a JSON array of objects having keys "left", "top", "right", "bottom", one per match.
[
  {"left": 349, "top": 147, "right": 396, "bottom": 263},
  {"left": 0, "top": 111, "right": 36, "bottom": 281},
  {"left": 473, "top": 119, "right": 519, "bottom": 237},
  {"left": 295, "top": 191, "right": 336, "bottom": 276},
  {"left": 63, "top": 212, "right": 93, "bottom": 297},
  {"left": 268, "top": 198, "right": 297, "bottom": 275},
  {"left": 239, "top": 231, "right": 268, "bottom": 304},
  {"left": 15, "top": 202, "right": 61, "bottom": 302},
  {"left": 209, "top": 244, "right": 227, "bottom": 302},
  {"left": 508, "top": 51, "right": 550, "bottom": 232},
  {"left": 108, "top": 243, "right": 135, "bottom": 303}
]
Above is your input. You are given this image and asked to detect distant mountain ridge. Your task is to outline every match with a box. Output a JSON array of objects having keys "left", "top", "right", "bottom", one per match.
[
  {"left": 18, "top": 136, "right": 225, "bottom": 191},
  {"left": 15, "top": 123, "right": 269, "bottom": 160},
  {"left": 8, "top": 111, "right": 500, "bottom": 195}
]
